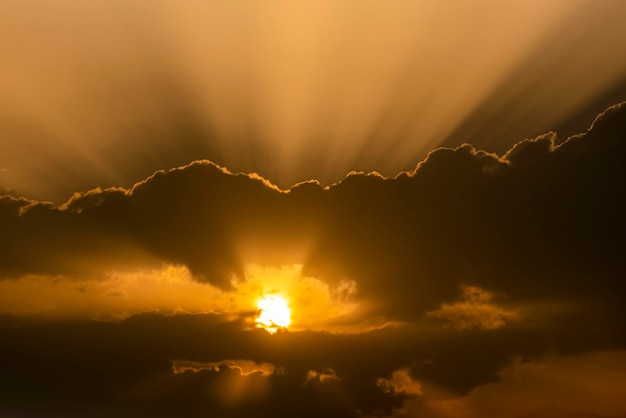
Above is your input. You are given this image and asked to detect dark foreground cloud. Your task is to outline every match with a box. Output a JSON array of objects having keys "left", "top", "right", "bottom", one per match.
[
  {"left": 0, "top": 313, "right": 412, "bottom": 417},
  {"left": 0, "top": 313, "right": 625, "bottom": 418},
  {"left": 2, "top": 102, "right": 625, "bottom": 315},
  {"left": 1, "top": 103, "right": 626, "bottom": 416}
]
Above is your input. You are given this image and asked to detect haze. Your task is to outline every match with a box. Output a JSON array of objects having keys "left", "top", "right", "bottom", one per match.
[{"left": 2, "top": 0, "right": 626, "bottom": 201}]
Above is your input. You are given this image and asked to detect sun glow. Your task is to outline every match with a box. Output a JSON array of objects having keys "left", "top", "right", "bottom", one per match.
[{"left": 256, "top": 295, "right": 291, "bottom": 334}]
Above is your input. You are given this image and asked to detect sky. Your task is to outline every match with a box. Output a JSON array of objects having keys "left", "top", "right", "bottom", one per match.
[{"left": 1, "top": 1, "right": 626, "bottom": 417}]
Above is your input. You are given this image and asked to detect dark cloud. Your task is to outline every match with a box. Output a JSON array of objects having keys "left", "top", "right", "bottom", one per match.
[
  {"left": 306, "top": 102, "right": 626, "bottom": 318},
  {"left": 0, "top": 312, "right": 623, "bottom": 417},
  {"left": 0, "top": 313, "right": 411, "bottom": 417},
  {"left": 2, "top": 102, "right": 626, "bottom": 315},
  {"left": 1, "top": 103, "right": 626, "bottom": 416}
]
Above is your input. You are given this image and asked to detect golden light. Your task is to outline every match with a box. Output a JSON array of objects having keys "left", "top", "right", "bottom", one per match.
[
  {"left": 255, "top": 295, "right": 291, "bottom": 334},
  {"left": 5, "top": 1, "right": 626, "bottom": 202}
]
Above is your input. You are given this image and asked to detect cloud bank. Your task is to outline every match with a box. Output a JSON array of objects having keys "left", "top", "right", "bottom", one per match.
[{"left": 1, "top": 103, "right": 625, "bottom": 416}]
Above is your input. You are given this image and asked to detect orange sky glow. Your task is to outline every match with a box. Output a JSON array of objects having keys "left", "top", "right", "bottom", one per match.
[{"left": 1, "top": 1, "right": 626, "bottom": 417}]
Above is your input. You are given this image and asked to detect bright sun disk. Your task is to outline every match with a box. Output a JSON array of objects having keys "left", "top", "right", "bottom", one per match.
[{"left": 256, "top": 295, "right": 291, "bottom": 334}]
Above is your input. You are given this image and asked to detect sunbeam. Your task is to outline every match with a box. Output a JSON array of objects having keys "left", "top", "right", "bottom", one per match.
[{"left": 2, "top": 1, "right": 626, "bottom": 201}]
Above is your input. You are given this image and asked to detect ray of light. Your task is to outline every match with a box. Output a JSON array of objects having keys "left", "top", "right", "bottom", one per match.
[{"left": 1, "top": 0, "right": 626, "bottom": 201}]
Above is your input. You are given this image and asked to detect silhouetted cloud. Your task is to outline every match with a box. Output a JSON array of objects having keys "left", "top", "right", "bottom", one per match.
[
  {"left": 410, "top": 350, "right": 626, "bottom": 418},
  {"left": 425, "top": 285, "right": 520, "bottom": 330}
]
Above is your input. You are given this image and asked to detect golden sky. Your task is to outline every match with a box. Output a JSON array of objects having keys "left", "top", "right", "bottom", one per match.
[
  {"left": 2, "top": 0, "right": 626, "bottom": 200},
  {"left": 1, "top": 1, "right": 626, "bottom": 417}
]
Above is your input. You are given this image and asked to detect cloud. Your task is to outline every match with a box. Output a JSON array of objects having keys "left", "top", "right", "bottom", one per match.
[
  {"left": 377, "top": 369, "right": 422, "bottom": 396},
  {"left": 306, "top": 368, "right": 341, "bottom": 384},
  {"left": 0, "top": 265, "right": 218, "bottom": 319},
  {"left": 0, "top": 263, "right": 367, "bottom": 333},
  {"left": 309, "top": 101, "right": 626, "bottom": 319},
  {"left": 420, "top": 351, "right": 626, "bottom": 418},
  {"left": 172, "top": 359, "right": 279, "bottom": 377},
  {"left": 426, "top": 285, "right": 520, "bottom": 330}
]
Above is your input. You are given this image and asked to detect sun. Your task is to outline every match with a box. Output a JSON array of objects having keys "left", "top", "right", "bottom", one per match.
[{"left": 255, "top": 295, "right": 291, "bottom": 334}]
